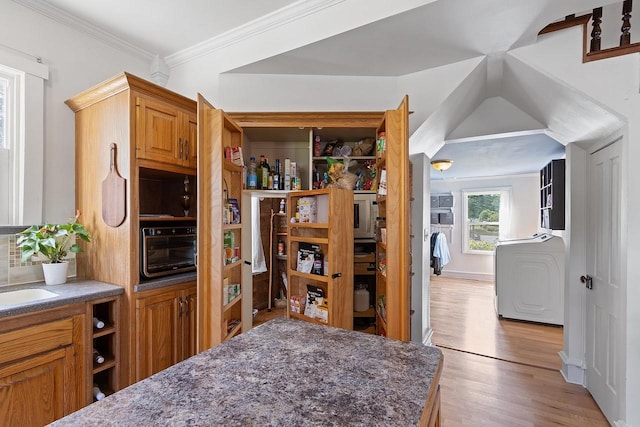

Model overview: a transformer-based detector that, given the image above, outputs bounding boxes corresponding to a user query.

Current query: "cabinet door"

[136,96,181,165]
[179,287,198,361]
[376,95,411,341]
[197,93,244,352]
[136,291,180,381]
[0,348,66,426]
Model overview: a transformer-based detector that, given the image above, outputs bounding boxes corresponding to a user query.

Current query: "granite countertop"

[51,318,443,427]
[0,279,123,318]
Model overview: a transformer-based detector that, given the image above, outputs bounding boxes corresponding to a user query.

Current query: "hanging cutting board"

[102,143,126,227]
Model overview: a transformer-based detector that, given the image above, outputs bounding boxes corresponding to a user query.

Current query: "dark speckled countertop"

[0,278,123,318]
[50,317,443,427]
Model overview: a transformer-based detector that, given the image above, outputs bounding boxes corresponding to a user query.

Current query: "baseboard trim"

[422,327,434,346]
[434,270,495,282]
[559,350,586,385]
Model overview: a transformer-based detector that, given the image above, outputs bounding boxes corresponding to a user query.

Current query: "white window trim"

[0,48,48,226]
[462,187,512,255]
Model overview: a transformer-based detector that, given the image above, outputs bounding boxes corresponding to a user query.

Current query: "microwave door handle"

[354,203,360,230]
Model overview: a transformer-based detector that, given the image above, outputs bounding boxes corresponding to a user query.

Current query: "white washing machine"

[494,233,564,325]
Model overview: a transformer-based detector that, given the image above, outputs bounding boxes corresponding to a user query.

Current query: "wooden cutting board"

[101,143,126,227]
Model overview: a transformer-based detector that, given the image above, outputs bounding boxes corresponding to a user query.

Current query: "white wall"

[513,27,640,425]
[430,173,539,280]
[2,0,150,224]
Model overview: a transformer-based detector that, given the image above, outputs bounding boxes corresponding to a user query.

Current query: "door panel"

[137,97,180,164]
[136,291,180,381]
[586,140,622,423]
[0,349,66,426]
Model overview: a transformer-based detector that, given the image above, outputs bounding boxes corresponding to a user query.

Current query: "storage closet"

[229,106,411,340]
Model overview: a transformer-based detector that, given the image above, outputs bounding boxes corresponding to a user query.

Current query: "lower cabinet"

[135,281,197,382]
[0,306,86,427]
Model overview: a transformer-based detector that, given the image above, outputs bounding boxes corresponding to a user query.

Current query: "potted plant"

[16,211,92,285]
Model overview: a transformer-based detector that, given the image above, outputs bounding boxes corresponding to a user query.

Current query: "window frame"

[0,50,48,226]
[462,187,511,255]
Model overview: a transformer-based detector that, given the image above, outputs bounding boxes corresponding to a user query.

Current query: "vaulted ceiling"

[14,0,625,179]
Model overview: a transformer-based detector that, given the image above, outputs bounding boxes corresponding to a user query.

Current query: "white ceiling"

[14,0,623,179]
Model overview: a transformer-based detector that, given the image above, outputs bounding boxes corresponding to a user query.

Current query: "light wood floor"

[252,278,608,425]
[431,276,608,426]
[430,276,563,370]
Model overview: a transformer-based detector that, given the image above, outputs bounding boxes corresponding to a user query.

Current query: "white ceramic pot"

[42,261,69,285]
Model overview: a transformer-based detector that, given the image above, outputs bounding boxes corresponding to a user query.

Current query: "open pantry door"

[376,95,411,341]
[197,94,246,352]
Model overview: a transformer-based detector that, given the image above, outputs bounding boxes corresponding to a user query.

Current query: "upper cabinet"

[136,96,197,171]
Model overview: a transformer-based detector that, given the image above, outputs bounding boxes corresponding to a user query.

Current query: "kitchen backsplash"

[0,228,77,288]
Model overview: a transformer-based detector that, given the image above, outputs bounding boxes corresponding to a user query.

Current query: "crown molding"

[165,0,346,69]
[13,0,155,61]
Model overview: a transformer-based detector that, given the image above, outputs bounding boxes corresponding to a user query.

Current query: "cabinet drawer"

[0,318,74,366]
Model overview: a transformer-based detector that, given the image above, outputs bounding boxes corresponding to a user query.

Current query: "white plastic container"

[354,284,370,312]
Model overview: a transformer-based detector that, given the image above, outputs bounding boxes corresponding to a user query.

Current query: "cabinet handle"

[178,297,183,317]
[184,140,189,160]
[178,138,184,159]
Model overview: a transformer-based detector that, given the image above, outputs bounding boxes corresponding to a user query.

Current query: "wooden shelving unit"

[540,159,565,230]
[375,97,411,340]
[286,189,354,329]
[88,296,120,402]
[198,94,245,351]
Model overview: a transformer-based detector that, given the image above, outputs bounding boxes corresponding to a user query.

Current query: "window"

[462,188,511,254]
[0,76,6,148]
[0,50,48,226]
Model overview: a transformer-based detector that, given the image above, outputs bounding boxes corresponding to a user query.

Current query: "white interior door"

[586,139,623,423]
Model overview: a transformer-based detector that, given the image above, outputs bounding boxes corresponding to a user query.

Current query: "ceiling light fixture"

[431,159,453,171]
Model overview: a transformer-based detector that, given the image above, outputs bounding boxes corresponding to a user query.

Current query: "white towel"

[251,197,267,274]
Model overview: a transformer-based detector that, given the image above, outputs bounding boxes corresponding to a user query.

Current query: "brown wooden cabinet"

[229,108,411,340]
[136,96,197,170]
[197,95,245,351]
[67,72,199,387]
[0,305,86,426]
[134,281,197,382]
[375,97,411,341]
[286,188,354,329]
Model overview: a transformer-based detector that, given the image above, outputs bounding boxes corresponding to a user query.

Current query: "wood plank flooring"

[430,276,563,370]
[431,276,608,426]
[251,277,608,425]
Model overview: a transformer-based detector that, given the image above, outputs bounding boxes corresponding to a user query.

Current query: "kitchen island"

[51,318,443,426]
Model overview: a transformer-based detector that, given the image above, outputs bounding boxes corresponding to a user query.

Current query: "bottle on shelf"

[257,155,266,189]
[279,198,286,214]
[93,384,106,401]
[278,240,285,256]
[314,135,321,157]
[268,166,275,190]
[275,159,282,190]
[261,157,271,190]
[93,348,105,364]
[247,157,258,189]
[92,316,105,329]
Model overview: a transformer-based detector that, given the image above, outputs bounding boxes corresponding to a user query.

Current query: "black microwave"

[140,226,197,279]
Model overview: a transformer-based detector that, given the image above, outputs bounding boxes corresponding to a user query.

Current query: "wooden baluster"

[621,0,633,46]
[591,7,603,52]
